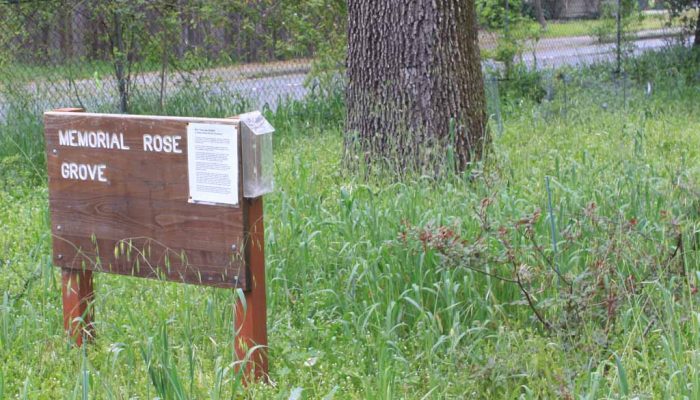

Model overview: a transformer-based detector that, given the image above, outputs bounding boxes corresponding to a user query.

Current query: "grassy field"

[539,13,671,39]
[1,48,699,398]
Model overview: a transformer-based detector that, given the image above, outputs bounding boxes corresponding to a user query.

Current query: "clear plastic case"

[240,111,274,198]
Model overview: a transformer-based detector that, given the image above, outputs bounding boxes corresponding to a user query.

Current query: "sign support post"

[235,197,269,382]
[62,268,95,346]
[51,107,96,347]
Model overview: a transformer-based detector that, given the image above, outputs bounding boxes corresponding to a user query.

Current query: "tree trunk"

[60,4,73,63]
[533,0,547,28]
[346,0,487,174]
[694,7,699,48]
[113,11,128,113]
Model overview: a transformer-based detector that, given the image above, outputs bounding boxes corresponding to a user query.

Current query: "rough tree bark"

[346,0,487,174]
[533,0,547,28]
[695,8,699,48]
[113,11,128,113]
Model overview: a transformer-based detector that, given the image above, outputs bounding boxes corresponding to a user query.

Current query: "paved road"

[0,31,685,120]
[523,35,681,68]
[210,72,308,110]
[237,34,683,107]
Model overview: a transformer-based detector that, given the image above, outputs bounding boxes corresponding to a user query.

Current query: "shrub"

[477,0,526,29]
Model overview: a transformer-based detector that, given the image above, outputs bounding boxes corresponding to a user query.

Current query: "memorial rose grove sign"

[44,108,272,381]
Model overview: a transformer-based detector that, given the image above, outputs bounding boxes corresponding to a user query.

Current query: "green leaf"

[614,353,629,396]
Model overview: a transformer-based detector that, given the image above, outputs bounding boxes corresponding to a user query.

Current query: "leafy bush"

[0,156,34,196]
[590,0,643,43]
[665,1,700,44]
[501,64,547,102]
[625,45,700,83]
[477,0,526,29]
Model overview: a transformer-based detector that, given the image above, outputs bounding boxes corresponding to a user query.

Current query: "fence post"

[616,0,622,74]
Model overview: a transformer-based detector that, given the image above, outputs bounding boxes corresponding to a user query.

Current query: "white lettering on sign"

[58,129,130,150]
[143,134,182,153]
[60,162,107,182]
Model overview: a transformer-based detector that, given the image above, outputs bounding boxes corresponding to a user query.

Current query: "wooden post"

[51,107,95,347]
[235,197,269,383]
[62,268,95,346]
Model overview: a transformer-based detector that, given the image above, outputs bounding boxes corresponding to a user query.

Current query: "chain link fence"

[0,1,340,119]
[0,0,693,121]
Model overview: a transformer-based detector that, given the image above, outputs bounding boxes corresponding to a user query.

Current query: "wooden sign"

[45,108,270,382]
[45,110,247,288]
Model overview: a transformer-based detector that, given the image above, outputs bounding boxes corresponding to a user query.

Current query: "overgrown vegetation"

[1,47,699,398]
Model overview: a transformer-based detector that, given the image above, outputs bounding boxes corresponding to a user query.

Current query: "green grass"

[539,14,671,39]
[1,48,699,398]
[0,60,116,84]
[480,13,676,42]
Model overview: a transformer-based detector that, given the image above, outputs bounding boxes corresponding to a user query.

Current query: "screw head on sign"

[52,149,58,155]
[231,244,237,252]
[57,254,64,260]
[57,225,62,231]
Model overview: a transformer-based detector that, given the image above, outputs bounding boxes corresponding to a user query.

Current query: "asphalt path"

[522,36,680,68]
[0,32,685,120]
[214,34,683,108]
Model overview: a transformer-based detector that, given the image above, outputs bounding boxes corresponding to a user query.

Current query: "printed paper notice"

[187,123,239,206]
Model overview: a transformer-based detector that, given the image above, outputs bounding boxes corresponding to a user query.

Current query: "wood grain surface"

[45,111,249,289]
